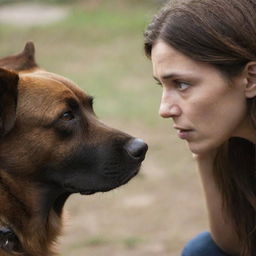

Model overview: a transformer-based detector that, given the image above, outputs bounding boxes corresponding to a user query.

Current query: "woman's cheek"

[186,127,226,154]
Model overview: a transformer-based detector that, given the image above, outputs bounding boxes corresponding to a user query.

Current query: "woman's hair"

[144,0,256,255]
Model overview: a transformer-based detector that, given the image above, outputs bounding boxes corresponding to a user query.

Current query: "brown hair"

[144,0,256,255]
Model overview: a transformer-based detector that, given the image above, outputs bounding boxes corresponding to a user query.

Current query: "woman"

[144,0,256,255]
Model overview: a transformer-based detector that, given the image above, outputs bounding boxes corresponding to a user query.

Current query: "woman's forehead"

[151,40,212,79]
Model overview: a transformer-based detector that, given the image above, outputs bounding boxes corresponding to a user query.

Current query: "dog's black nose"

[124,138,148,161]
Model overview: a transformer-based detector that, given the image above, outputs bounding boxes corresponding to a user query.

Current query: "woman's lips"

[177,129,194,139]
[174,126,194,140]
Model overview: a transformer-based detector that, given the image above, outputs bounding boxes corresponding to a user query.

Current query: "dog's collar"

[0,227,21,253]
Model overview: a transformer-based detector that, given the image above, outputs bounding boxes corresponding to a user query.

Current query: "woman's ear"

[244,61,256,98]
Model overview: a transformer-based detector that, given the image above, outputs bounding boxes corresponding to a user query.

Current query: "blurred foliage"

[0,3,202,256]
[0,0,77,4]
[0,0,163,125]
[0,0,167,6]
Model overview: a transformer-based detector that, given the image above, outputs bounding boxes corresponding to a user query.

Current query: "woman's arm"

[195,153,241,255]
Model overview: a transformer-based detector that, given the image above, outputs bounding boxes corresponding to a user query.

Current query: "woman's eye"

[175,81,191,91]
[155,81,162,87]
[61,111,75,121]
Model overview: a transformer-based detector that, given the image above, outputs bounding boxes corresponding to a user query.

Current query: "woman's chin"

[187,140,218,155]
[188,145,204,155]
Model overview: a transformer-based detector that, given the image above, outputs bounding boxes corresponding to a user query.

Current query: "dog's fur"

[0,42,147,256]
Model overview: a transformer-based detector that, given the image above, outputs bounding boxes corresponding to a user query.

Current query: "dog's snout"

[124,138,148,161]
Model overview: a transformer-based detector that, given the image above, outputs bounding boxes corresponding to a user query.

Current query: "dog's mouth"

[79,191,96,195]
[79,188,109,195]
[51,164,142,216]
[67,167,140,196]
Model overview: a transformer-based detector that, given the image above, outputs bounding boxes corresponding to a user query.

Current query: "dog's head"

[0,42,147,199]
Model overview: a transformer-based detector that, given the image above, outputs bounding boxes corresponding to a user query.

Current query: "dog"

[0,42,148,256]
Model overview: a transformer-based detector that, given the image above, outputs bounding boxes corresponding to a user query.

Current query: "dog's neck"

[0,171,70,256]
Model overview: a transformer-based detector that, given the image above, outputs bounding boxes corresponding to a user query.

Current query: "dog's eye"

[61,111,75,121]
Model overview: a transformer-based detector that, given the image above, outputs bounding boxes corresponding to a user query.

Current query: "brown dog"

[0,42,148,256]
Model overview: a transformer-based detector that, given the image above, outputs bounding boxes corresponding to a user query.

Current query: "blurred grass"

[0,2,208,255]
[0,0,162,125]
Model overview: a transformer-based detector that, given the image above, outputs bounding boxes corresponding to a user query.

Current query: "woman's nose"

[159,103,181,118]
[159,92,182,118]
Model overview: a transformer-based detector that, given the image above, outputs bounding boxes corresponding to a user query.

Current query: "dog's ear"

[0,41,38,72]
[0,68,19,136]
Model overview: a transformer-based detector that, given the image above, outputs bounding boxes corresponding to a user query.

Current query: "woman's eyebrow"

[153,73,178,82]
[154,72,198,82]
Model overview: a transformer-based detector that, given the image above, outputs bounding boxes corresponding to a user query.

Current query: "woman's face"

[151,40,250,154]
